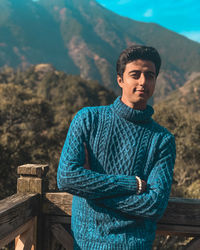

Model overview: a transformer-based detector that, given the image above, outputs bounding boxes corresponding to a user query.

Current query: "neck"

[111,97,154,123]
[121,96,146,110]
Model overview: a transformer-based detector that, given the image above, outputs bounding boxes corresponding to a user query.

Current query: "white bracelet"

[136,176,142,194]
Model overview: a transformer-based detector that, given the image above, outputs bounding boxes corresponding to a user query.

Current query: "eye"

[130,72,140,79]
[146,72,155,80]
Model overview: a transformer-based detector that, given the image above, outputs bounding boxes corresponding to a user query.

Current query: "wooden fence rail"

[0,164,200,249]
[0,194,39,249]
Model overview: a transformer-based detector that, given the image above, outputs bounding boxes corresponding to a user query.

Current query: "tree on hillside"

[0,66,116,197]
[153,101,200,199]
[0,83,54,199]
[152,93,200,250]
[0,65,199,249]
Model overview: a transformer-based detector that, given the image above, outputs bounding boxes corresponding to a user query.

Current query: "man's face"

[117,59,156,110]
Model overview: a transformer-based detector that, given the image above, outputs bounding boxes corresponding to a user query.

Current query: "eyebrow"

[128,70,156,75]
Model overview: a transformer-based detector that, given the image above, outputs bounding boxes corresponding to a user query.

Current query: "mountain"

[0,0,200,101]
[154,73,200,114]
[153,75,200,198]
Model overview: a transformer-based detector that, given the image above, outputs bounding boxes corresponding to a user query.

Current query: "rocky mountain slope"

[0,0,199,101]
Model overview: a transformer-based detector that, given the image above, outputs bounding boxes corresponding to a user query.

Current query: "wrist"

[136,176,142,194]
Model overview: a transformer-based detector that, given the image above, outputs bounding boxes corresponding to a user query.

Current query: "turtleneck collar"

[111,96,154,123]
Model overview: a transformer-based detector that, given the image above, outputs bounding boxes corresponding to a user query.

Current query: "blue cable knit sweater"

[57,97,176,250]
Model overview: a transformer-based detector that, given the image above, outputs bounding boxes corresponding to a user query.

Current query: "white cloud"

[143,9,153,18]
[181,31,200,43]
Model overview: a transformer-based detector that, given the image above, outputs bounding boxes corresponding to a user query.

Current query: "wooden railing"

[0,164,200,250]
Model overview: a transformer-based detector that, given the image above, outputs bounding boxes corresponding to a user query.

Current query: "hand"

[84,143,90,170]
[136,176,147,194]
[141,179,147,193]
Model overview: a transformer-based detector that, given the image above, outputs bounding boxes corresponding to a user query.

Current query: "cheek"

[149,84,156,95]
[125,80,137,89]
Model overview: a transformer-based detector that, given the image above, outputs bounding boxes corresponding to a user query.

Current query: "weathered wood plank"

[160,197,200,226]
[43,193,200,227]
[184,237,200,250]
[43,193,200,237]
[0,218,36,249]
[17,165,49,194]
[47,215,71,225]
[43,192,73,216]
[1,191,199,250]
[51,224,73,250]
[42,214,71,250]
[15,217,36,250]
[42,214,51,250]
[157,223,200,236]
[18,164,49,178]
[0,194,40,241]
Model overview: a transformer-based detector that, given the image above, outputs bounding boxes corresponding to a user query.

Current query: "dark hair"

[116,45,161,78]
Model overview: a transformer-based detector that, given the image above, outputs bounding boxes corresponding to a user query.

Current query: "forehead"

[124,59,156,73]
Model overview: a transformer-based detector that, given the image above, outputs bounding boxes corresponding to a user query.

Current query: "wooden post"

[16,164,49,250]
[17,164,49,194]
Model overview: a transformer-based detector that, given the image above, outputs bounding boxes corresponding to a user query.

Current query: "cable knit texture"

[57,96,176,250]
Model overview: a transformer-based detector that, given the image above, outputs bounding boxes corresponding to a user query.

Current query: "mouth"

[135,89,146,94]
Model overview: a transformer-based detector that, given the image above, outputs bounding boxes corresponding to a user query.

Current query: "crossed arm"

[57,109,176,220]
[94,144,175,220]
[57,110,142,199]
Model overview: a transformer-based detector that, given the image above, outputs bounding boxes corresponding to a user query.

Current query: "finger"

[83,143,90,169]
[142,180,146,192]
[84,143,88,163]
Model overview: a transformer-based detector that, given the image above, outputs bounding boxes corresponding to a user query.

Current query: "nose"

[138,73,146,86]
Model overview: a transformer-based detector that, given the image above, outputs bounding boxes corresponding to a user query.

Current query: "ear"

[117,75,123,88]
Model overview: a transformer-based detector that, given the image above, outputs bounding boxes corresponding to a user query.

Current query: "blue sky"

[96,0,200,43]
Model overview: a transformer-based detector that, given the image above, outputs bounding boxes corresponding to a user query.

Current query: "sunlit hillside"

[154,75,200,198]
[0,65,116,199]
[0,0,199,102]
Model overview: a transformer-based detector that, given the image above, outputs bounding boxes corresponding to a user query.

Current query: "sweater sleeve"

[94,134,176,221]
[57,108,138,198]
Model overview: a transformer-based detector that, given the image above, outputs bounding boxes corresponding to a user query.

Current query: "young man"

[57,45,176,249]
